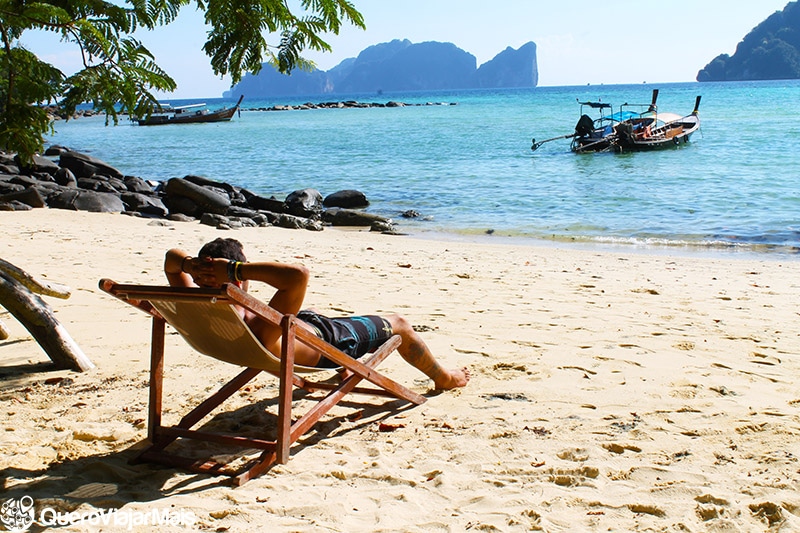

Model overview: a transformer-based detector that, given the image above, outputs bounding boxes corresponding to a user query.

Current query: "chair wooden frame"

[99,279,426,485]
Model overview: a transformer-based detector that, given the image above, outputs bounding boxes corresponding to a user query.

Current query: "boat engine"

[574,114,594,137]
[614,122,635,144]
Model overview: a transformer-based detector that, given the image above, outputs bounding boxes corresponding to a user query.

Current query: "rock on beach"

[0,148,405,233]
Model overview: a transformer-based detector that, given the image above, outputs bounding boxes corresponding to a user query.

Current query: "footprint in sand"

[750,352,781,365]
[627,504,665,517]
[546,465,600,487]
[750,502,784,526]
[492,362,531,375]
[557,447,590,462]
[602,442,642,454]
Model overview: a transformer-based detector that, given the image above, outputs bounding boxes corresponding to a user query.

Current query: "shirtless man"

[164,238,469,390]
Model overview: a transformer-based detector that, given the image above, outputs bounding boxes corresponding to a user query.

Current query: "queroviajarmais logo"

[0,496,35,532]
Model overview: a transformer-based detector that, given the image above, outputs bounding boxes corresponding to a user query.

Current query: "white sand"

[1,209,799,532]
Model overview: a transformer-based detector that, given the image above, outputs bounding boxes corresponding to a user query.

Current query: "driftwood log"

[0,258,94,371]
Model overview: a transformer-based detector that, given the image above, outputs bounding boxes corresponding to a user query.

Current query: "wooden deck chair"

[99,279,426,485]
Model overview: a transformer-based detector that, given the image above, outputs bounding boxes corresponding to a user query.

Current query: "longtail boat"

[137,95,244,126]
[531,90,701,153]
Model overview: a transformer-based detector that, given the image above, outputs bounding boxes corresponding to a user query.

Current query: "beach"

[1,208,799,532]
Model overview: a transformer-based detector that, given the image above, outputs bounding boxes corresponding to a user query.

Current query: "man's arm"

[170,251,309,317]
[239,261,309,316]
[164,248,196,287]
[190,257,311,352]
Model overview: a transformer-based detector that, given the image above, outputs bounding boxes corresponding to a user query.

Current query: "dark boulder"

[48,190,125,212]
[163,195,201,218]
[121,192,169,217]
[59,151,124,179]
[200,213,261,229]
[77,176,126,193]
[0,200,33,211]
[285,188,323,218]
[164,177,231,215]
[54,167,78,188]
[15,154,60,176]
[9,175,40,187]
[245,192,285,213]
[323,189,369,209]
[183,175,243,204]
[167,213,195,223]
[183,175,238,195]
[263,212,324,231]
[0,180,24,195]
[30,182,70,203]
[0,153,16,166]
[44,145,70,156]
[0,187,46,208]
[322,207,392,227]
[226,205,270,225]
[371,220,402,234]
[123,176,154,194]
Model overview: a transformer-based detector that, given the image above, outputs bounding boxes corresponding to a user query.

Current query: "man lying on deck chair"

[164,238,469,390]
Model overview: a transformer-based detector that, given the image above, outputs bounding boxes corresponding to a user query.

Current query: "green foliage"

[199,0,364,83]
[0,0,364,162]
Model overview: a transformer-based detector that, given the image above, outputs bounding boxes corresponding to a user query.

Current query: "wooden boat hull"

[137,96,243,126]
[570,95,701,153]
[613,114,700,152]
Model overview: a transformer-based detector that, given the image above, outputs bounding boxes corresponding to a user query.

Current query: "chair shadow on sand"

[3,385,416,520]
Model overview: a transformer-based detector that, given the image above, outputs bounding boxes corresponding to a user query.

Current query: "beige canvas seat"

[99,279,426,485]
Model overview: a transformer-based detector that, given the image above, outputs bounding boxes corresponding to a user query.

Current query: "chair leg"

[148,316,165,442]
[130,316,165,465]
[276,315,296,464]
[134,315,265,464]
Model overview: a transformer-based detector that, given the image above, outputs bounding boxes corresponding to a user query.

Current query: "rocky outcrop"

[697,2,800,81]
[323,189,369,209]
[0,149,404,233]
[473,42,538,88]
[227,40,538,98]
[335,41,477,93]
[59,150,124,180]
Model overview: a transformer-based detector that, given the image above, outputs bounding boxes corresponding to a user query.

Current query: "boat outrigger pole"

[531,132,577,151]
[531,112,595,151]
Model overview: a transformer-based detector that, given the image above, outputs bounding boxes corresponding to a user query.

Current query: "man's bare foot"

[434,367,470,390]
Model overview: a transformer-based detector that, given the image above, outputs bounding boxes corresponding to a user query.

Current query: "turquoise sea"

[45,80,800,255]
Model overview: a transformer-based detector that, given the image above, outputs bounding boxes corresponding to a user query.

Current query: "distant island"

[224,39,538,98]
[697,1,800,81]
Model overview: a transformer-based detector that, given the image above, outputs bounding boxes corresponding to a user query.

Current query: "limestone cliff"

[697,2,800,81]
[226,40,538,98]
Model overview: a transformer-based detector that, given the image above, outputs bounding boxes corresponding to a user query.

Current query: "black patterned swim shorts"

[297,310,394,368]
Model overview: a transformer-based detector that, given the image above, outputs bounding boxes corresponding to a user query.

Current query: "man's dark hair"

[198,238,247,262]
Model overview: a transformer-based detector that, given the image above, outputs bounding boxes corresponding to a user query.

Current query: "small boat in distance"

[531,90,701,153]
[137,95,244,126]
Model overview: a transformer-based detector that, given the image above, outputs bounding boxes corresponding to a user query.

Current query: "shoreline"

[2,208,799,531]
[390,225,800,262]
[42,81,800,254]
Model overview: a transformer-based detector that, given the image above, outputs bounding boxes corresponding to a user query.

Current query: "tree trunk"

[0,271,94,372]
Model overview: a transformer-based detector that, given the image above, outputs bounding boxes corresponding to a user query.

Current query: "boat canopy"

[604,111,640,122]
[579,101,611,109]
[654,112,683,123]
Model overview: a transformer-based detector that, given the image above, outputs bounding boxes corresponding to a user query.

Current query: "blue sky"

[23,1,792,98]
